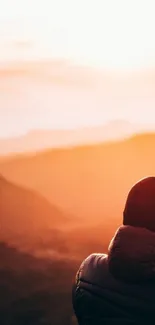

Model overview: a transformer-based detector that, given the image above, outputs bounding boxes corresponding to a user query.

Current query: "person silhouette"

[72,177,155,325]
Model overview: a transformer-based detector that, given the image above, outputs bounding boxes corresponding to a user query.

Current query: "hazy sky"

[1,0,155,69]
[1,0,155,137]
[1,68,155,137]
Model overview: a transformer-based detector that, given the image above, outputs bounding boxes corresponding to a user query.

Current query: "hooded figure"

[72,177,155,325]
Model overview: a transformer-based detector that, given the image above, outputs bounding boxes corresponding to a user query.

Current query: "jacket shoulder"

[75,253,107,286]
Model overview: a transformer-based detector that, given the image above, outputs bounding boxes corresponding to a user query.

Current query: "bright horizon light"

[0,0,155,69]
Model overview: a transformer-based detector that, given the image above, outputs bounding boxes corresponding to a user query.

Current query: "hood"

[108,225,155,283]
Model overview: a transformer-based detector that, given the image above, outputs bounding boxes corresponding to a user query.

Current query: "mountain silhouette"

[1,132,155,230]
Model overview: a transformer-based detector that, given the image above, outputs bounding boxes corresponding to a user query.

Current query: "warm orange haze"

[1,0,155,324]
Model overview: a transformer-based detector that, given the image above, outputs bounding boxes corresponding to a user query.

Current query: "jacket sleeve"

[72,253,108,323]
[72,254,100,323]
[72,258,85,323]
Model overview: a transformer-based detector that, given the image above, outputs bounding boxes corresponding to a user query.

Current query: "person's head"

[123,176,155,232]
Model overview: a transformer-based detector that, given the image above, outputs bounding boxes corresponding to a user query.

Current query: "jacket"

[72,225,155,325]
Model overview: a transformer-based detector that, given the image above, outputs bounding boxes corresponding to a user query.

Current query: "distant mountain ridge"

[0,120,149,156]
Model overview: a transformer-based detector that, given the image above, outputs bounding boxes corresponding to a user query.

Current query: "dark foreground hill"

[0,242,79,325]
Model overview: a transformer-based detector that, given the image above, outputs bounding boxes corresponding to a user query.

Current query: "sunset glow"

[0,0,155,69]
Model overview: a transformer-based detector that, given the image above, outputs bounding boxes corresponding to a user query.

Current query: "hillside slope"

[0,175,70,243]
